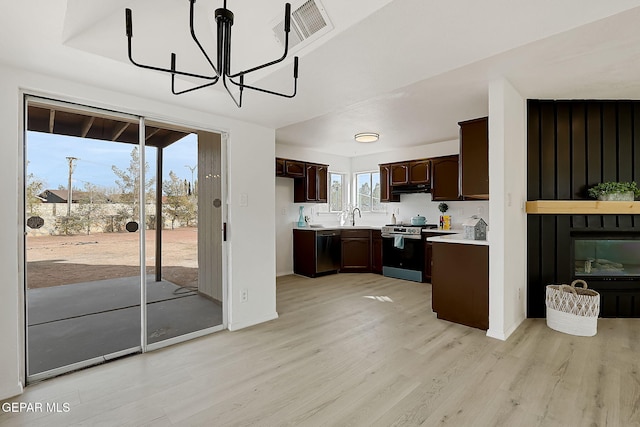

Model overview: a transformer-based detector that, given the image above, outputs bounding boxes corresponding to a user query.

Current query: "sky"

[26,131,197,191]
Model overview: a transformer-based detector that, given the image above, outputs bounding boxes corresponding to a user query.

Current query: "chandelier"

[125,0,299,107]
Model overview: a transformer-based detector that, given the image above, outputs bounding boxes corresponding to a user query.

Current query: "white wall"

[487,78,527,340]
[227,125,278,330]
[0,66,23,401]
[274,140,490,275]
[0,63,277,400]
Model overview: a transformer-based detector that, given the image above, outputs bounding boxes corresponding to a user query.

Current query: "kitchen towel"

[394,235,404,249]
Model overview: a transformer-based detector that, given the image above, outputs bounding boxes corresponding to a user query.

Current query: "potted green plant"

[587,181,640,201]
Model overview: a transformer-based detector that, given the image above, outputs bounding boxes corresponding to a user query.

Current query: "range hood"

[391,184,430,195]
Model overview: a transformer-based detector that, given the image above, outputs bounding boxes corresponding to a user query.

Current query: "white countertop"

[296,225,460,233]
[426,233,490,246]
[295,225,382,231]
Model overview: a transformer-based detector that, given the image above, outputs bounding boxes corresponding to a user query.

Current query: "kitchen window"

[329,172,346,212]
[355,171,382,212]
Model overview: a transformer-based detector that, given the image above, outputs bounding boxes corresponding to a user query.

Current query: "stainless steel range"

[381,224,437,282]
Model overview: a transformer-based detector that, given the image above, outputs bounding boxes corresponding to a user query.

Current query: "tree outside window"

[355,172,381,212]
[329,172,344,212]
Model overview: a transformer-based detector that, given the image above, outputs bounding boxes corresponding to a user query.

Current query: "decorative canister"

[442,215,451,230]
[297,206,306,227]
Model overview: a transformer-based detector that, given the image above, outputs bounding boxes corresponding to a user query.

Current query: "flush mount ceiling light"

[125,0,299,108]
[354,132,379,143]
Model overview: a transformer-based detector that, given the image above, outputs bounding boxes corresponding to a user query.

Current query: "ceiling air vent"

[272,0,333,51]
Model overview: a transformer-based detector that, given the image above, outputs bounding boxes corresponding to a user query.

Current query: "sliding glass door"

[24,98,225,381]
[25,100,143,379]
[144,126,224,348]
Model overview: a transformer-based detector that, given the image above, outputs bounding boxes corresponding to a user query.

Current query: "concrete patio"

[27,276,222,375]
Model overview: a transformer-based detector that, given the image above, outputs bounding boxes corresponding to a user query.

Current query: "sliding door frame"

[20,92,228,383]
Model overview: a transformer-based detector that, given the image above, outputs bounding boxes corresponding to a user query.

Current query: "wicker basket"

[545,279,600,336]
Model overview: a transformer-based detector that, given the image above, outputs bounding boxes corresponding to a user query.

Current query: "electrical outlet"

[518,288,522,300]
[240,289,248,303]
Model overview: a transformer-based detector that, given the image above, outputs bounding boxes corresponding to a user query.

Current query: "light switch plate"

[239,193,248,207]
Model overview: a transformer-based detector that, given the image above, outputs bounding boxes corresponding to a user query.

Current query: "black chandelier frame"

[125,0,299,107]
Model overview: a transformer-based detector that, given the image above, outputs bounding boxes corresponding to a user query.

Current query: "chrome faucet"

[351,207,361,226]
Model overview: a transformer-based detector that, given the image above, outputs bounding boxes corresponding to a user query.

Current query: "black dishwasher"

[316,230,341,273]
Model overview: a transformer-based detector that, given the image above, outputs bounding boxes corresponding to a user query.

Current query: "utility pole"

[185,164,197,195]
[66,157,78,217]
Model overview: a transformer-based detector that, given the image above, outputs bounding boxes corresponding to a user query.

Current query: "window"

[355,171,381,212]
[329,172,345,212]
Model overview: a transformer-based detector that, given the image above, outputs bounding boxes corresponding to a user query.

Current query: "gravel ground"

[26,228,198,289]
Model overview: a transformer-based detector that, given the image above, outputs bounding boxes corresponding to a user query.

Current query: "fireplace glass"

[574,237,640,278]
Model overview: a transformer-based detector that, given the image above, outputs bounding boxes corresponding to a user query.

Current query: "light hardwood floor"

[2,273,639,426]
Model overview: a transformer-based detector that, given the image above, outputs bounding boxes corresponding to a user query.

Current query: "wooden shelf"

[526,200,640,214]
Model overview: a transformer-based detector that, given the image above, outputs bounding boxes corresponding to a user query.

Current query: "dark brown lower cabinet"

[341,229,371,272]
[422,232,451,283]
[431,242,489,330]
[423,241,433,283]
[371,230,382,274]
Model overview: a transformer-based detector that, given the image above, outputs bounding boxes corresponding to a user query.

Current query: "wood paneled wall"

[198,131,223,303]
[527,100,640,318]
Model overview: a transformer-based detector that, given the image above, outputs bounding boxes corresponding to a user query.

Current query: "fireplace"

[573,233,640,280]
[570,231,640,317]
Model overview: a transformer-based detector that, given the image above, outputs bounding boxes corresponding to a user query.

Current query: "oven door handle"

[381,234,421,240]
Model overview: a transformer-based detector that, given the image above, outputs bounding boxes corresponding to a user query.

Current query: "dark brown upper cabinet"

[294,162,328,203]
[380,163,400,203]
[276,157,306,178]
[390,162,410,186]
[390,160,431,186]
[409,159,431,185]
[316,164,328,202]
[278,157,328,203]
[276,158,285,176]
[430,155,460,201]
[459,117,489,199]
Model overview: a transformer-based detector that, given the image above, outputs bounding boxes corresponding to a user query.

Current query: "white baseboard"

[276,271,294,277]
[487,318,523,341]
[228,312,279,331]
[0,381,24,401]
[486,328,507,341]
